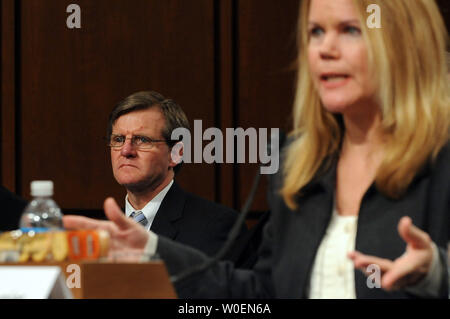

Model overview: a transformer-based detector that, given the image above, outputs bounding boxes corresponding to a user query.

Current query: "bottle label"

[19,228,50,233]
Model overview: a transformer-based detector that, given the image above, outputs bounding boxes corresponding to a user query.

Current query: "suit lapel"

[287,158,336,297]
[150,182,185,239]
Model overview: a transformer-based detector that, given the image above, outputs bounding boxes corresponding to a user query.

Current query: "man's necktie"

[129,211,148,227]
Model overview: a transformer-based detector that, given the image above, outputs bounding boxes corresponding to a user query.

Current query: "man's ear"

[169,141,184,167]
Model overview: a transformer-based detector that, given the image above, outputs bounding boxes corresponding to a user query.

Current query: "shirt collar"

[125,180,174,229]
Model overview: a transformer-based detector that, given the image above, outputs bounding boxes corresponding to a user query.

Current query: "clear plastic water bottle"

[19,181,64,230]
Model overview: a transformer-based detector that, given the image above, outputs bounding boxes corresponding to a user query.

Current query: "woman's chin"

[321,102,350,114]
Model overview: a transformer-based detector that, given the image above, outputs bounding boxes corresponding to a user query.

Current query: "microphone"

[170,130,286,284]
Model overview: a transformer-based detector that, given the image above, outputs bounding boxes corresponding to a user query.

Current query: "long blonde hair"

[282,0,450,210]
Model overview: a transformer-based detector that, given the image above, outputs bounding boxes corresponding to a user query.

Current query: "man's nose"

[120,139,137,157]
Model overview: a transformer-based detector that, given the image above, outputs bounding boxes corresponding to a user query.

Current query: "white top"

[307,205,443,298]
[125,180,174,231]
[308,206,358,299]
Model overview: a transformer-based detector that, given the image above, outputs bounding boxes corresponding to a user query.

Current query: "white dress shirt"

[125,180,174,231]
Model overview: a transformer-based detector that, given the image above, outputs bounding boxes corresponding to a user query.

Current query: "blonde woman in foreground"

[65,0,449,298]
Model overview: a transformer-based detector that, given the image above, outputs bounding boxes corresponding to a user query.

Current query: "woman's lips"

[320,74,351,89]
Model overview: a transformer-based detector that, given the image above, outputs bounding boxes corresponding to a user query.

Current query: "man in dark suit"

[151,181,241,257]
[107,91,249,262]
[0,186,28,231]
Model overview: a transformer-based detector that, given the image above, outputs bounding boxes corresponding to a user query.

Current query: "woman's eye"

[309,27,324,37]
[344,26,361,35]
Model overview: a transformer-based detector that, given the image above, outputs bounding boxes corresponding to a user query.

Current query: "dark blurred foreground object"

[0,186,28,231]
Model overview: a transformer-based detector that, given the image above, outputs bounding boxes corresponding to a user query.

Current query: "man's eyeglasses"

[108,134,167,150]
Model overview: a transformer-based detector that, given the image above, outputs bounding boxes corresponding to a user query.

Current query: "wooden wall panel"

[0,0,303,214]
[236,0,299,212]
[437,0,450,32]
[3,0,446,216]
[1,0,17,193]
[216,0,235,209]
[18,0,216,209]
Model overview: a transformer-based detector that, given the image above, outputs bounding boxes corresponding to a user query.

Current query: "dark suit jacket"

[156,142,450,299]
[150,182,249,265]
[0,186,28,231]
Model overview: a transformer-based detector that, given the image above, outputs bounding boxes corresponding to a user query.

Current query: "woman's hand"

[63,197,150,262]
[348,216,434,291]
